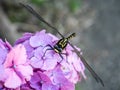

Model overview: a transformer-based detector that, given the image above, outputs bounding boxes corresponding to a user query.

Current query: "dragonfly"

[42,33,76,60]
[19,3,104,86]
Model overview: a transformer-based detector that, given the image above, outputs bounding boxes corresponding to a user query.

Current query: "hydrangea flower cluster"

[0,30,86,90]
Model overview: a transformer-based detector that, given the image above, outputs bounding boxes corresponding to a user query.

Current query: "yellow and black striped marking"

[53,33,76,53]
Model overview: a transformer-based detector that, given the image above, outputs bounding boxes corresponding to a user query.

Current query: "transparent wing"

[68,42,104,86]
[19,3,64,38]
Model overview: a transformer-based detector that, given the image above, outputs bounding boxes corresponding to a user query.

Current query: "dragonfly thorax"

[54,38,68,52]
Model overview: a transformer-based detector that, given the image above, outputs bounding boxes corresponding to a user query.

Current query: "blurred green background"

[0,0,120,90]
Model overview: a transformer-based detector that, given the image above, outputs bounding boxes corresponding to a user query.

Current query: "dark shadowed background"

[0,0,119,90]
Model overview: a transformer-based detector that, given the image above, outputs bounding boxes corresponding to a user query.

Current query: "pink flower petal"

[60,82,75,90]
[67,52,86,79]
[4,44,27,67]
[4,69,22,88]
[4,47,14,68]
[13,44,27,65]
[17,65,33,81]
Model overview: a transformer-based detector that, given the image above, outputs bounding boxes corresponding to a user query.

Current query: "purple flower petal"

[30,71,52,90]
[0,48,7,64]
[30,30,52,47]
[34,47,44,59]
[30,57,43,68]
[23,40,34,59]
[15,33,32,45]
[45,67,75,90]
[0,65,6,81]
[41,58,57,70]
[42,82,59,90]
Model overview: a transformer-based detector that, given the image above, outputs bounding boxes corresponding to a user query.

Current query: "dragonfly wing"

[68,42,104,86]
